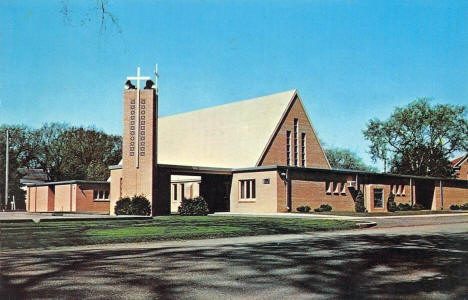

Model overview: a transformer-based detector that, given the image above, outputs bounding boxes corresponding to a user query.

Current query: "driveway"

[1,216,467,299]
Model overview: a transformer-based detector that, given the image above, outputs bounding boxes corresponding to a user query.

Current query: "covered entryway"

[156,165,233,215]
[414,179,434,209]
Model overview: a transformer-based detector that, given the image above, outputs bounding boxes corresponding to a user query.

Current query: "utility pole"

[5,129,9,210]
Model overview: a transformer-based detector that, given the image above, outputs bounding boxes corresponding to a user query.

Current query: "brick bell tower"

[121,66,167,215]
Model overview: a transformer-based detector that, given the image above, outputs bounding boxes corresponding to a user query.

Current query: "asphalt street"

[1,215,467,299]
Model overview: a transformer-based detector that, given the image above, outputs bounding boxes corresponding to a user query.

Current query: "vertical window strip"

[286,131,291,165]
[239,180,256,200]
[301,133,306,167]
[294,119,299,166]
[240,181,245,199]
[251,180,256,199]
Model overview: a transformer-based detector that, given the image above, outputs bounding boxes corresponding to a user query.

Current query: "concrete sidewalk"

[0,211,151,222]
[212,211,468,220]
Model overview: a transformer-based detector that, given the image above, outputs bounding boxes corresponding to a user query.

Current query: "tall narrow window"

[301,133,306,167]
[173,184,178,200]
[181,183,185,201]
[294,118,299,166]
[251,180,256,199]
[326,182,332,194]
[119,178,122,198]
[341,183,347,194]
[286,131,291,165]
[240,181,245,199]
[239,179,256,200]
[334,182,340,194]
[374,188,384,208]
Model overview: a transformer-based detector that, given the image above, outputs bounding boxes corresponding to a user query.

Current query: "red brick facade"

[259,95,330,169]
[121,89,159,214]
[26,182,109,214]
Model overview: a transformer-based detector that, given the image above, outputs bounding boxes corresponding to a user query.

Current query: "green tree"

[363,99,468,177]
[0,125,40,209]
[0,123,122,209]
[325,148,377,172]
[59,126,122,181]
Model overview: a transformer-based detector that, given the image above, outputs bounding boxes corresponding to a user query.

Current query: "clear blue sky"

[1,0,467,169]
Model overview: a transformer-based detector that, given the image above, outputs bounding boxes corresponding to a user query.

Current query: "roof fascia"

[294,91,331,169]
[453,154,468,168]
[255,90,298,166]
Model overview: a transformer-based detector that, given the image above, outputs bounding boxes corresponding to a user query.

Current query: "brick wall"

[433,182,468,210]
[121,89,158,214]
[259,95,330,168]
[75,184,110,213]
[28,186,54,212]
[455,160,468,180]
[109,168,123,215]
[291,180,355,212]
[54,185,73,212]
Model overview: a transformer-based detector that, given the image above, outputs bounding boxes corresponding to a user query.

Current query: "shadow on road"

[1,232,467,299]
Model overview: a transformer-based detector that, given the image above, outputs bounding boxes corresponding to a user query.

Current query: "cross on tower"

[154,64,159,94]
[127,66,151,91]
[127,67,151,168]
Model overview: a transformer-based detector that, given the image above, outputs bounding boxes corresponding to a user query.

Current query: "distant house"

[19,168,49,186]
[451,154,468,180]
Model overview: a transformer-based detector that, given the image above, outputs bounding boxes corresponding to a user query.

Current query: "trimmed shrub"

[397,203,411,211]
[115,195,151,216]
[178,196,210,216]
[387,193,397,212]
[115,197,132,215]
[411,203,425,211]
[460,203,468,210]
[297,205,311,213]
[355,191,366,213]
[450,204,460,210]
[314,204,333,212]
[131,195,151,216]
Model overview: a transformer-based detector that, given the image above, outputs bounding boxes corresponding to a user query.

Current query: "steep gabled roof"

[157,90,297,168]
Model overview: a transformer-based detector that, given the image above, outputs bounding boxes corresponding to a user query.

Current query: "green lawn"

[304,210,467,217]
[0,216,358,250]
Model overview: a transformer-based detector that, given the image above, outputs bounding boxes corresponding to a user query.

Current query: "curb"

[355,222,377,228]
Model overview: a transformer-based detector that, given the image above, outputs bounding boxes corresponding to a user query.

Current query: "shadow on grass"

[1,232,467,299]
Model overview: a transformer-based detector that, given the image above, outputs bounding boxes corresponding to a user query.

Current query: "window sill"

[94,199,110,202]
[239,199,256,203]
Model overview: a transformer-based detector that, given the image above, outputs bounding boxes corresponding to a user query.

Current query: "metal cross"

[154,64,159,94]
[127,66,151,91]
[127,67,151,168]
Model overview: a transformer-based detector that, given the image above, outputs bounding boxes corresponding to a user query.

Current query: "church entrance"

[159,165,233,215]
[199,174,232,213]
[415,180,434,209]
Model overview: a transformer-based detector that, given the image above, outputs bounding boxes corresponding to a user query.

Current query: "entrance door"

[415,180,434,209]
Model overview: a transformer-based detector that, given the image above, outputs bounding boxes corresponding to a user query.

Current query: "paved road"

[1,216,467,299]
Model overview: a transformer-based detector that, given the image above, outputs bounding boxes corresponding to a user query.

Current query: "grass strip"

[0,216,357,250]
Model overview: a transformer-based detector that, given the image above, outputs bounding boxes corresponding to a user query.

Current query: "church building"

[26,68,468,215]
